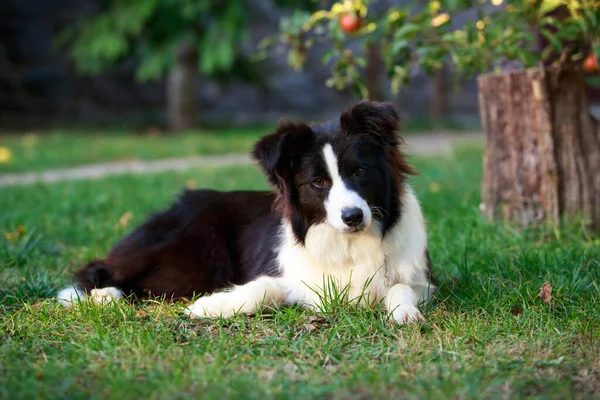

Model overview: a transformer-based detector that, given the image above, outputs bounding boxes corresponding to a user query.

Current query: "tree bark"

[478,66,600,231]
[429,66,446,122]
[365,42,382,101]
[167,42,198,132]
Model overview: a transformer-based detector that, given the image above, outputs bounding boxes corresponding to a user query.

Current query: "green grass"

[0,128,269,174]
[1,147,598,399]
[0,119,480,174]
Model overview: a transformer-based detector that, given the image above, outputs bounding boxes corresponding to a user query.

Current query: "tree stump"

[478,66,600,231]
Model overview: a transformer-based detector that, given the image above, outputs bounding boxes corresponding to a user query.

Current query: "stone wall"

[0,0,481,129]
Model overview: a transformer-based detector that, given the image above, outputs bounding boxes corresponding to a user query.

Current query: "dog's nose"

[341,207,364,227]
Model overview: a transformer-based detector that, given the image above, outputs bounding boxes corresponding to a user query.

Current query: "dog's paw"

[184,300,212,318]
[90,287,122,305]
[57,286,86,308]
[185,294,230,319]
[392,305,424,326]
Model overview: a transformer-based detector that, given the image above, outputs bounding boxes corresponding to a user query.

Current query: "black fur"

[76,190,281,298]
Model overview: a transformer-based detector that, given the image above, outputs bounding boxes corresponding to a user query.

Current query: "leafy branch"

[265,0,600,97]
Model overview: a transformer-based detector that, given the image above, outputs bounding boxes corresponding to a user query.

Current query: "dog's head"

[252,101,413,243]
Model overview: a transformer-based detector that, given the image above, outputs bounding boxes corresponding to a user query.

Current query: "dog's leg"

[385,283,424,325]
[185,276,286,318]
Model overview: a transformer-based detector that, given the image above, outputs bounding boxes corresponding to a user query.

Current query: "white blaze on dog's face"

[322,143,372,232]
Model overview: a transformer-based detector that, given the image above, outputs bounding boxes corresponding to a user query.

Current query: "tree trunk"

[167,42,198,132]
[478,66,600,231]
[429,66,446,122]
[365,42,382,101]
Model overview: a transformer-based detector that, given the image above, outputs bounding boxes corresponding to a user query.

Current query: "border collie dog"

[57,101,436,325]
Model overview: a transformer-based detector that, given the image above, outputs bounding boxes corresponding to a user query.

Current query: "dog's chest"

[276,223,390,307]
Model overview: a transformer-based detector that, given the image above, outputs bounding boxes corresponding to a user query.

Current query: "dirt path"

[0,132,481,187]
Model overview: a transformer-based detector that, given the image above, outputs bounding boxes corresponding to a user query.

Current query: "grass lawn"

[0,119,479,174]
[0,128,270,174]
[1,147,599,399]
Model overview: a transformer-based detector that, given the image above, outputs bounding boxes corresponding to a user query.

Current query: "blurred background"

[0,0,486,131]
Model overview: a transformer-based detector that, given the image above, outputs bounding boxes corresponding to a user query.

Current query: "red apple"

[583,53,598,72]
[339,13,362,33]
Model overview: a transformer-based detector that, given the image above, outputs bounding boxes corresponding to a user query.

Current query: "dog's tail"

[57,260,123,307]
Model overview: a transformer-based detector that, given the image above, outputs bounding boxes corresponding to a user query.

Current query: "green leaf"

[393,23,421,41]
[415,45,439,57]
[586,75,600,88]
[390,65,408,95]
[288,49,305,71]
[538,0,563,17]
[136,52,168,82]
[540,16,559,28]
[540,28,563,53]
[257,36,277,50]
[322,49,337,64]
[352,81,369,99]
[390,39,410,54]
[582,8,597,29]
[57,0,250,79]
[441,0,458,11]
[593,43,600,62]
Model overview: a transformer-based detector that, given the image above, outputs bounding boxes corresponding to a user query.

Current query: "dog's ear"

[252,120,313,190]
[341,100,415,181]
[340,101,401,146]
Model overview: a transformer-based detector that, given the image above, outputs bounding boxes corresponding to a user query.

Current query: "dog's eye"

[312,177,327,188]
[354,167,365,177]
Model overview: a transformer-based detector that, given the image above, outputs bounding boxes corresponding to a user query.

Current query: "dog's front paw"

[392,305,424,325]
[185,295,229,319]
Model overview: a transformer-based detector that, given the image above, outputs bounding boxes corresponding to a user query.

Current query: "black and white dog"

[57,101,436,325]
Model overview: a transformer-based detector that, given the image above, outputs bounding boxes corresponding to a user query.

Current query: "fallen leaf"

[4,225,27,242]
[428,182,441,193]
[304,324,317,333]
[538,282,553,303]
[186,179,197,189]
[0,147,12,163]
[116,212,134,229]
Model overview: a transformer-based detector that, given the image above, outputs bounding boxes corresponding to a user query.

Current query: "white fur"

[184,276,285,318]
[322,144,372,232]
[386,284,424,324]
[56,285,122,308]
[57,285,86,308]
[187,184,435,325]
[90,287,123,305]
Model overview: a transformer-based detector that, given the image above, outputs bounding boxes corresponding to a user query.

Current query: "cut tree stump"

[478,66,600,231]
